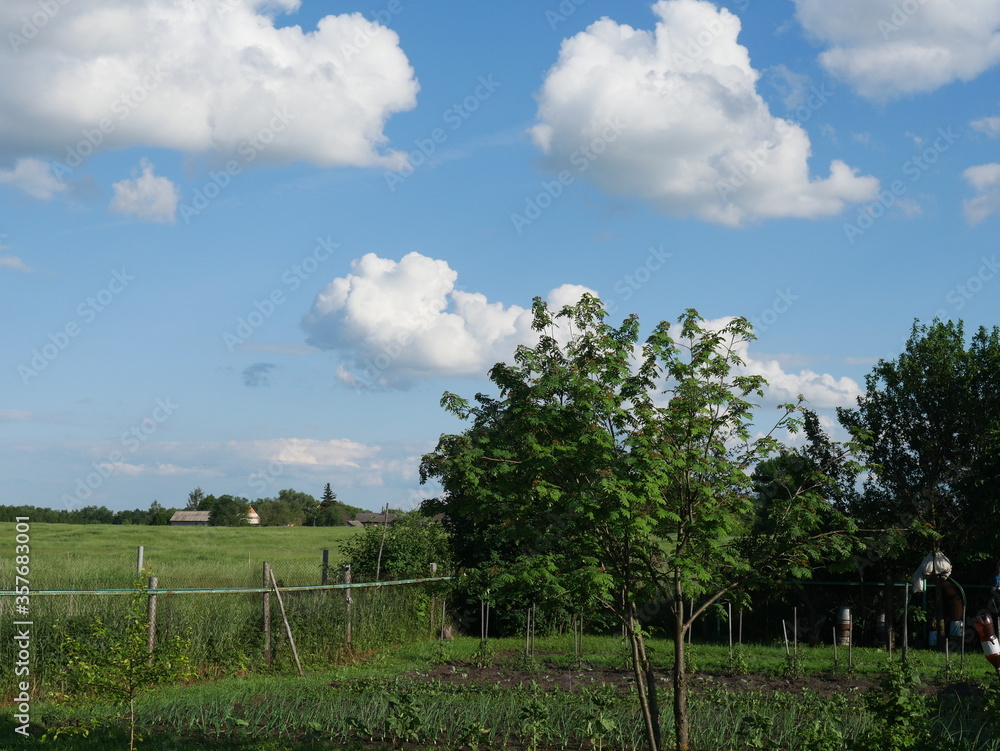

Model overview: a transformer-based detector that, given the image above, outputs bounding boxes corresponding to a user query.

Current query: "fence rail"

[0,575,454,597]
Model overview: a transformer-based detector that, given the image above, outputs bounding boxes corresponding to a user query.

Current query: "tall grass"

[0,522,439,696]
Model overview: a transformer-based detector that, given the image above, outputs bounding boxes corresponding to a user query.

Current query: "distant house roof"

[170,510,211,525]
[354,512,398,526]
[346,520,364,527]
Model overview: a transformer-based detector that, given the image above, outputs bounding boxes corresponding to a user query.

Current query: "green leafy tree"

[202,494,250,526]
[185,486,205,510]
[60,572,193,750]
[838,319,1000,570]
[147,500,172,525]
[421,296,857,751]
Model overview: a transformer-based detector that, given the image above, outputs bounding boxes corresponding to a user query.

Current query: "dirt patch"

[405,654,974,699]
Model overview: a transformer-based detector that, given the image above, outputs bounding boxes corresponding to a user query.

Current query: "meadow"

[0,521,365,589]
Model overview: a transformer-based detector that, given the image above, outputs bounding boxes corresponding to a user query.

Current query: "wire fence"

[0,544,453,695]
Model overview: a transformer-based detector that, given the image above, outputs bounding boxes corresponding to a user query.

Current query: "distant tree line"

[1,483,372,527]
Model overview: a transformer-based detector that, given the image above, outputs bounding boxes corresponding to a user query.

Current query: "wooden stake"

[146,575,158,657]
[903,583,909,664]
[374,504,389,582]
[263,562,272,665]
[728,602,733,662]
[782,619,790,657]
[269,566,304,677]
[137,545,144,575]
[794,607,798,656]
[343,564,352,648]
[322,550,329,585]
[439,596,446,642]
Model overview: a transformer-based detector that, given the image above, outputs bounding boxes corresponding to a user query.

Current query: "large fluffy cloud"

[794,0,1000,100]
[0,0,418,168]
[528,0,877,226]
[301,252,595,388]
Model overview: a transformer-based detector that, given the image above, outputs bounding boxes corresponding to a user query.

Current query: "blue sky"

[1,0,998,514]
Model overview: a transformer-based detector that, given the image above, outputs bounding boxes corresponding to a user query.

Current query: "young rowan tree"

[421,296,858,751]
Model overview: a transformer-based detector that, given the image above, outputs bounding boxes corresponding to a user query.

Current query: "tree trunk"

[629,614,660,751]
[673,591,690,750]
[635,623,662,750]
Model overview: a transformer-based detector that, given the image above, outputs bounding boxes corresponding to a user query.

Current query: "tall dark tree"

[838,319,1000,569]
[320,483,337,508]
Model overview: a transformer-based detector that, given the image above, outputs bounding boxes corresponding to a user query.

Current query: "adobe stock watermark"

[878,0,929,40]
[224,236,338,352]
[60,397,179,510]
[246,439,313,494]
[337,0,408,62]
[384,75,502,191]
[750,288,799,334]
[717,86,831,203]
[670,5,750,67]
[18,268,135,385]
[842,126,960,244]
[605,245,672,314]
[178,107,296,224]
[8,0,73,54]
[50,66,165,178]
[510,116,627,234]
[349,300,443,389]
[545,0,588,30]
[931,255,1000,318]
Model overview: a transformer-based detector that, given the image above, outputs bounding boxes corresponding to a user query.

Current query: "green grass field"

[0,522,364,589]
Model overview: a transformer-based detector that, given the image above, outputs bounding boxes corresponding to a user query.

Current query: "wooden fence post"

[263,562,272,665]
[137,545,144,575]
[147,575,158,656]
[343,564,352,648]
[322,550,330,585]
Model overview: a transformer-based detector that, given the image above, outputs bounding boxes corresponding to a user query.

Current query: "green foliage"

[730,643,750,675]
[59,571,194,750]
[340,513,450,581]
[839,319,1000,569]
[857,661,933,751]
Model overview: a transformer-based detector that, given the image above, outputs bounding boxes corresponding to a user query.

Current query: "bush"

[340,514,450,582]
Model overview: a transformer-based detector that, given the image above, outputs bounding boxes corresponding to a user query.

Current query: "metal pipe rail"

[0,575,454,597]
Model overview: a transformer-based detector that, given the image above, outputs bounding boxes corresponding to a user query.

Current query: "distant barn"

[354,511,397,527]
[169,510,211,526]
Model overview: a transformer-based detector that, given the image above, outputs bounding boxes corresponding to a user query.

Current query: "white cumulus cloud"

[110,159,180,222]
[528,0,878,227]
[0,0,418,169]
[794,0,1000,100]
[0,157,66,199]
[700,317,862,409]
[971,117,1000,138]
[962,163,1000,224]
[302,252,595,388]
